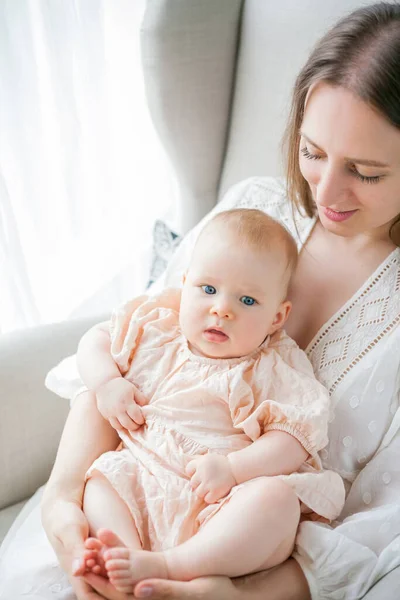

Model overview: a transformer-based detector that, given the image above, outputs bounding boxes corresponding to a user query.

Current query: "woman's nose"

[315,163,348,208]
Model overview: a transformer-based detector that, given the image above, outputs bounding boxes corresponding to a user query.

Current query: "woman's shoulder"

[219,176,289,213]
[219,177,315,246]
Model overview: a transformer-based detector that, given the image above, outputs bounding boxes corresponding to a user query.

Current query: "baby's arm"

[228,430,308,484]
[77,323,145,431]
[77,322,120,390]
[187,431,308,504]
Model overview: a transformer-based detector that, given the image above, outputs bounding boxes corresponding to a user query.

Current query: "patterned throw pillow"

[148,219,182,288]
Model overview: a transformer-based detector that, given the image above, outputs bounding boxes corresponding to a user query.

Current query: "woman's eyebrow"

[299,131,390,168]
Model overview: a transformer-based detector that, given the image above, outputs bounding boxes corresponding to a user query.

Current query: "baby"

[74,209,345,592]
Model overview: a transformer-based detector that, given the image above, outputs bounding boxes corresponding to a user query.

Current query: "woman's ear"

[182,272,187,285]
[269,300,292,335]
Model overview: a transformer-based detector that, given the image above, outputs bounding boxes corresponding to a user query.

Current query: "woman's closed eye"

[202,285,216,295]
[300,146,322,162]
[300,146,384,184]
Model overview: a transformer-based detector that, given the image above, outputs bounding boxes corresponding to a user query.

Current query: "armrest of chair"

[0,315,104,510]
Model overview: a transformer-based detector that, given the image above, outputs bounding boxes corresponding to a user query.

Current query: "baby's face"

[179,230,290,359]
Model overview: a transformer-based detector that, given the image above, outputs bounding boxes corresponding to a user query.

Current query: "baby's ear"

[269,300,292,335]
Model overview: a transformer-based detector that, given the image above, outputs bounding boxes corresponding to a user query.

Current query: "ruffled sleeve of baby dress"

[229,330,331,464]
[227,330,346,521]
[44,288,181,402]
[109,287,180,375]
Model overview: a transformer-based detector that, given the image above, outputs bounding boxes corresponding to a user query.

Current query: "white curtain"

[0,0,176,334]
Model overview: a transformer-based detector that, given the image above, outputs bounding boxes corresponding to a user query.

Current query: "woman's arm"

[43,388,119,499]
[228,430,308,484]
[233,560,310,600]
[41,390,119,594]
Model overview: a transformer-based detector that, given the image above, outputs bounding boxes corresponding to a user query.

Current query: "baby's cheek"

[239,320,264,350]
[179,309,199,346]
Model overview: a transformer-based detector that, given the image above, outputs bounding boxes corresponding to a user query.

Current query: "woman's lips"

[323,207,358,222]
[203,329,229,343]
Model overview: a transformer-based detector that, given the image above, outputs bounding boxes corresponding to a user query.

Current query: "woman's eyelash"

[300,146,383,184]
[351,171,382,184]
[300,146,320,161]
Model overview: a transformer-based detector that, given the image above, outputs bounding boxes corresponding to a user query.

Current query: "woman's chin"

[318,210,359,237]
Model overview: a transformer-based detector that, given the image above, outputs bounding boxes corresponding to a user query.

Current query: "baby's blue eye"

[202,285,216,295]
[240,296,256,306]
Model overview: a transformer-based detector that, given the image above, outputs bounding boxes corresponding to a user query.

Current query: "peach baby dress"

[86,287,345,551]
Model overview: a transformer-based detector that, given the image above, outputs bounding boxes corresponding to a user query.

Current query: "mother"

[41,3,400,600]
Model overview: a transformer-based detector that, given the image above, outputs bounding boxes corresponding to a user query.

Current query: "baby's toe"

[105,558,130,572]
[110,567,130,577]
[109,571,133,592]
[97,528,126,548]
[113,582,134,594]
[104,547,130,562]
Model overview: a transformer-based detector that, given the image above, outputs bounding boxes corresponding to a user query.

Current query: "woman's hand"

[72,577,108,600]
[40,388,121,599]
[41,491,104,599]
[85,559,310,600]
[84,573,239,600]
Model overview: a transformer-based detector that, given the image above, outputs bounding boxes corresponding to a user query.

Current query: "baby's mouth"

[203,328,229,343]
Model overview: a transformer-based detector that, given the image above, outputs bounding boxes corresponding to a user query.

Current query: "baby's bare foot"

[98,530,168,593]
[83,537,108,577]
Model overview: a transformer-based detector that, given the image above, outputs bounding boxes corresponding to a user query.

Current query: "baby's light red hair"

[200,208,298,289]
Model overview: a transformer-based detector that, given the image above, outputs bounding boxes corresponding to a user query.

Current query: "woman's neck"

[312,220,396,258]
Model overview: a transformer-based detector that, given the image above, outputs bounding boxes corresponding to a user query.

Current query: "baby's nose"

[210,299,234,319]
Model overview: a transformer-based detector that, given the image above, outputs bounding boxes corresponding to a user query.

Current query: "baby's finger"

[127,403,144,425]
[133,387,148,407]
[112,417,132,435]
[109,417,123,431]
[204,490,220,504]
[117,411,140,431]
[194,483,208,499]
[185,460,197,477]
[190,475,201,491]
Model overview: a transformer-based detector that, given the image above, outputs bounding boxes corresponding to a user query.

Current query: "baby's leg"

[82,473,141,577]
[104,476,300,590]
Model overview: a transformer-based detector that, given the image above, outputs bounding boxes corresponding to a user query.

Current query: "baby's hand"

[96,376,146,432]
[186,454,237,504]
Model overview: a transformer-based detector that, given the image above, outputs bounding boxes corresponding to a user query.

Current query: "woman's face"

[299,82,400,242]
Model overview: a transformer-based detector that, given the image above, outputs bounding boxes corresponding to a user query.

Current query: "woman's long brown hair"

[282,2,400,245]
